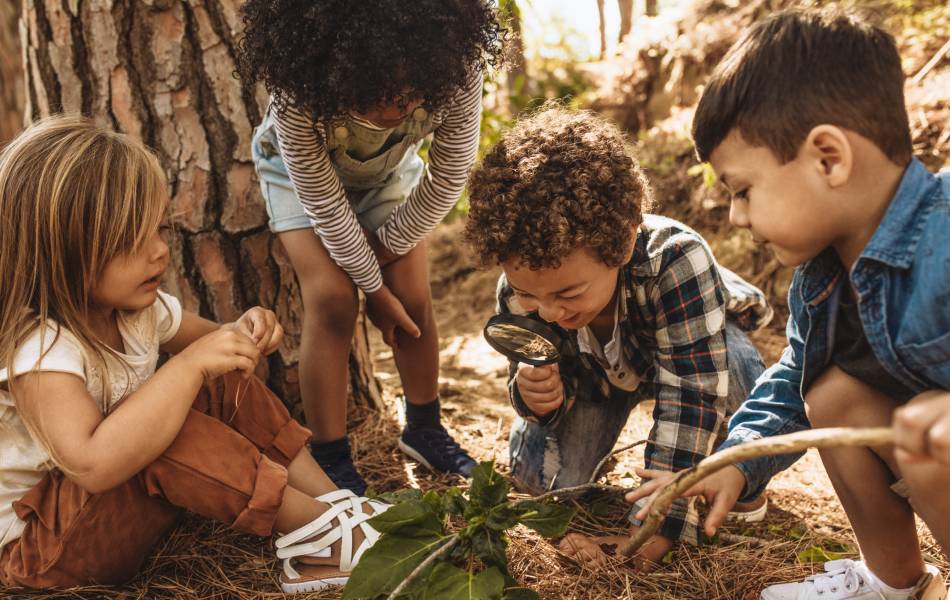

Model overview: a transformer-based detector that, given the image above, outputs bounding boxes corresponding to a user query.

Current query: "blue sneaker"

[309,438,367,495]
[399,426,477,477]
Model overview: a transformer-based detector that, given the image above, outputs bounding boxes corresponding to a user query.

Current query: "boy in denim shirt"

[632,8,949,600]
[464,106,773,569]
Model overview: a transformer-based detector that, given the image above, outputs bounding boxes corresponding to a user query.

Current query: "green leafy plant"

[342,461,576,600]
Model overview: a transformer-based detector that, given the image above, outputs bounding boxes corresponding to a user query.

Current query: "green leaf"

[470,525,509,569]
[342,533,447,600]
[417,564,506,600]
[514,501,576,537]
[442,487,469,516]
[372,488,424,504]
[368,500,443,537]
[469,462,511,511]
[797,542,857,564]
[485,504,521,531]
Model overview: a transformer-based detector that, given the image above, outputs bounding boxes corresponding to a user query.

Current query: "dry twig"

[620,427,894,556]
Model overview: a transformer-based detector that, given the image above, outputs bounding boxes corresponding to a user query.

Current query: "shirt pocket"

[897,330,950,388]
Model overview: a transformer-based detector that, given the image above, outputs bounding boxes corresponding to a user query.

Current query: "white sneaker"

[760,560,947,600]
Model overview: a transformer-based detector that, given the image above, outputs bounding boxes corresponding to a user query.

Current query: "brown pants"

[0,372,311,589]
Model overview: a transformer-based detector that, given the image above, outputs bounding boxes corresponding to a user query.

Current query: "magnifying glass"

[482,313,567,366]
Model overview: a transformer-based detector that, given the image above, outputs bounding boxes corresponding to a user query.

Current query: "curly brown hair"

[465,106,652,270]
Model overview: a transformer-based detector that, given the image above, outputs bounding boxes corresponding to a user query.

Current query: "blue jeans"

[508,322,766,494]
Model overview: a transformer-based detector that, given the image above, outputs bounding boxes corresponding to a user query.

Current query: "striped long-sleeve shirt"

[271,73,483,293]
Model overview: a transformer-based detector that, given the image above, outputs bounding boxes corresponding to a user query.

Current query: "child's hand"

[232,307,284,355]
[559,529,672,571]
[627,465,746,537]
[516,363,563,416]
[365,285,421,348]
[894,390,950,465]
[177,327,262,380]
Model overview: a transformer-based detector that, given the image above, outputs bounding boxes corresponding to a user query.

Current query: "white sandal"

[275,490,390,593]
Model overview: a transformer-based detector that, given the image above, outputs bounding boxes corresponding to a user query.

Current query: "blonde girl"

[0,115,387,593]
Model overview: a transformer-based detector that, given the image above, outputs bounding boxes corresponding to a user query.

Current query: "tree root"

[619,427,895,557]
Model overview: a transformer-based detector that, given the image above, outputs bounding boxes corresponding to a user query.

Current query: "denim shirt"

[720,158,950,501]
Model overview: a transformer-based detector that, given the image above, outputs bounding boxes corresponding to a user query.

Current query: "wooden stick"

[619,427,895,557]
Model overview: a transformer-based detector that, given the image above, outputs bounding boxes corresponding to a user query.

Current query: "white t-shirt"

[0,291,182,551]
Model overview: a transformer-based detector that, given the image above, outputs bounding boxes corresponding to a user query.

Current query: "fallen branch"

[910,38,950,86]
[588,440,648,484]
[619,427,895,557]
[526,482,629,503]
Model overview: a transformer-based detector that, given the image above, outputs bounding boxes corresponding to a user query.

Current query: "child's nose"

[537,302,565,323]
[729,200,750,228]
[151,235,170,262]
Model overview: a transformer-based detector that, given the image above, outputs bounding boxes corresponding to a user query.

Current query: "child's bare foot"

[559,529,673,571]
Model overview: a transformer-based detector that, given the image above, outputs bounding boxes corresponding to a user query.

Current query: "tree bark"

[500,0,527,113]
[19,0,382,419]
[596,0,607,60]
[0,1,23,143]
[617,0,633,45]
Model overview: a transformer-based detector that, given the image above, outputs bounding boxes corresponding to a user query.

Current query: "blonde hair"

[0,114,168,460]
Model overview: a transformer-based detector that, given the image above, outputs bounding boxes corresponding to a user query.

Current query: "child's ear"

[802,125,852,188]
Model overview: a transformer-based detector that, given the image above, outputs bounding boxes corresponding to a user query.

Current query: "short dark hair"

[236,0,503,120]
[692,8,911,165]
[465,105,652,270]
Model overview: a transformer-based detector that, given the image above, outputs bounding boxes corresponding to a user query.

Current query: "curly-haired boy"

[464,105,773,567]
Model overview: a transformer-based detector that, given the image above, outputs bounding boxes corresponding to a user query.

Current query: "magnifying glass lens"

[485,323,557,360]
[483,314,564,365]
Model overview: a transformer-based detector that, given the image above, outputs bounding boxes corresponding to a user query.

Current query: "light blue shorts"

[251,114,425,234]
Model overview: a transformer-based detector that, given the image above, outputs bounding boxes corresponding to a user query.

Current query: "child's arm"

[375,70,483,256]
[13,328,261,494]
[715,291,812,501]
[894,389,950,465]
[637,238,731,544]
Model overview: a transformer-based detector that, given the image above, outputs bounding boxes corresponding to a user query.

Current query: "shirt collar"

[859,158,938,269]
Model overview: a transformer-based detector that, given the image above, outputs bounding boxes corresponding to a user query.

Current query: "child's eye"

[734,188,750,200]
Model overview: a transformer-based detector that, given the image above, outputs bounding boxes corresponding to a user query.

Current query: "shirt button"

[412,107,428,121]
[333,125,349,141]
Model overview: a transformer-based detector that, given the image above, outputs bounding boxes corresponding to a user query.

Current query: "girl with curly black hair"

[236,0,502,508]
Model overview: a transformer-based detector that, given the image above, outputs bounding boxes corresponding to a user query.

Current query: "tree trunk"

[596,0,607,60]
[500,0,527,115]
[645,0,659,17]
[19,0,382,420]
[617,0,633,45]
[0,1,23,143]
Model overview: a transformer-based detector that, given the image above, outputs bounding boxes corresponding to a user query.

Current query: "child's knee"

[401,294,433,329]
[898,459,950,507]
[301,287,359,336]
[804,366,891,428]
